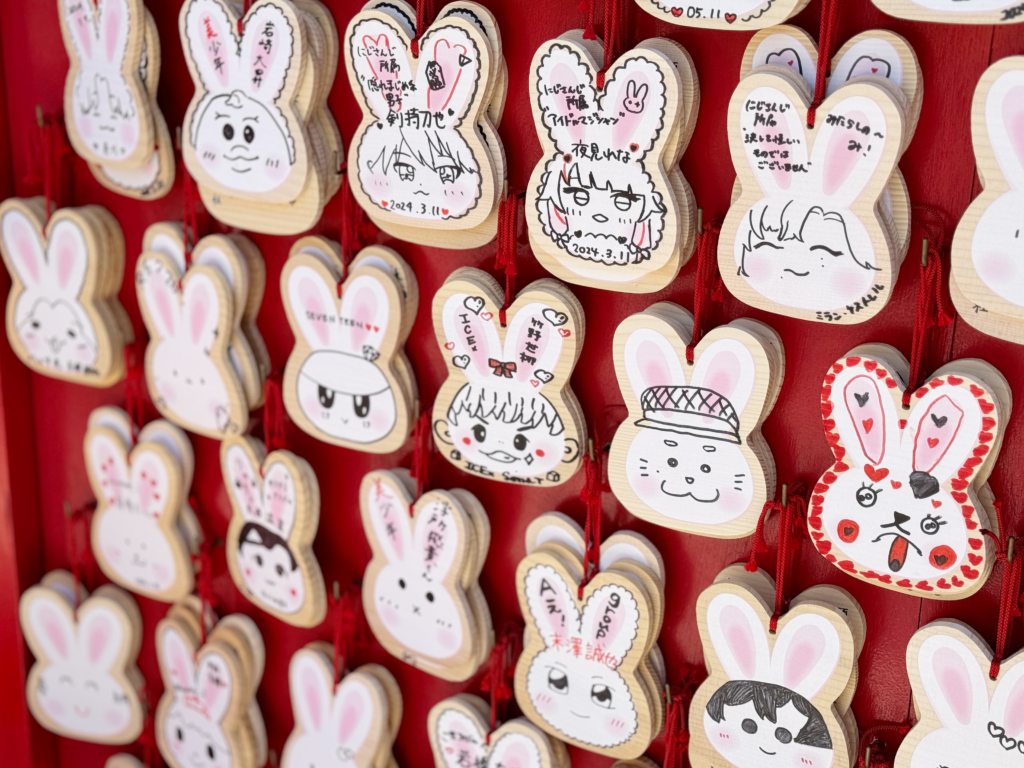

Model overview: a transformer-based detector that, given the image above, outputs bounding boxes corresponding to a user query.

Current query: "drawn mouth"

[98,125,115,133]
[782,268,810,277]
[570,710,590,719]
[223,154,258,162]
[413,190,429,196]
[659,481,720,503]
[592,214,609,223]
[482,450,518,464]
[759,748,777,755]
[74,705,91,718]
[871,532,921,572]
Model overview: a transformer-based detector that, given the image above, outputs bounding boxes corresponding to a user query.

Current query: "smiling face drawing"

[237,525,305,615]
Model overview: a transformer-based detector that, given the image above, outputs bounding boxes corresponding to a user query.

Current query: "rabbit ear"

[917,632,988,729]
[288,265,337,352]
[87,431,131,506]
[434,708,488,768]
[196,652,234,723]
[603,57,667,158]
[183,0,236,92]
[363,476,413,565]
[333,675,376,752]
[181,273,222,347]
[502,302,566,389]
[734,81,809,198]
[77,604,125,672]
[339,273,391,357]
[140,259,181,340]
[623,327,686,404]
[61,0,98,63]
[523,562,581,649]
[26,595,76,663]
[579,582,641,666]
[262,460,298,539]
[349,17,415,120]
[224,442,263,524]
[992,660,1024,740]
[770,613,843,700]
[751,33,817,92]
[831,365,897,469]
[985,66,1024,191]
[1,208,47,290]
[705,592,771,682]
[908,384,989,484]
[130,446,172,520]
[413,499,460,581]
[160,623,196,692]
[490,731,545,768]
[691,338,757,418]
[416,26,480,122]
[238,2,294,103]
[441,292,503,383]
[828,38,903,98]
[289,650,332,734]
[535,42,595,151]
[96,0,131,66]
[46,218,90,298]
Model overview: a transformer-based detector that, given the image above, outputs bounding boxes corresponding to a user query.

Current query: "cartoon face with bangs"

[296,349,397,443]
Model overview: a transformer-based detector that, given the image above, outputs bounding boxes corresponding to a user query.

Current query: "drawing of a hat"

[636,385,741,444]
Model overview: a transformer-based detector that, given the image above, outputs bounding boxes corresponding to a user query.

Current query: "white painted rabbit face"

[0,209,99,373]
[522,564,640,748]
[434,708,546,768]
[141,265,234,434]
[61,0,141,162]
[365,482,466,660]
[622,328,757,524]
[908,632,1024,768]
[286,652,380,768]
[287,267,397,443]
[26,596,135,740]
[224,445,305,615]
[703,593,840,768]
[821,364,988,581]
[438,293,578,480]
[535,44,666,266]
[183,0,298,194]
[734,85,893,312]
[88,432,178,593]
[349,18,483,221]
[161,627,234,768]
[972,67,1024,307]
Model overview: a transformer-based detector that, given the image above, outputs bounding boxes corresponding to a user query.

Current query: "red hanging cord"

[807,0,841,128]
[687,215,724,364]
[42,118,54,220]
[124,343,147,444]
[480,623,522,742]
[191,499,217,647]
[237,0,251,35]
[578,439,603,599]
[982,502,1023,679]
[330,584,361,685]
[410,0,435,58]
[495,188,522,327]
[856,722,913,768]
[140,687,161,768]
[262,372,287,455]
[663,665,705,768]
[745,482,808,633]
[64,501,96,611]
[32,111,70,220]
[409,407,433,515]
[337,164,377,292]
[580,0,596,40]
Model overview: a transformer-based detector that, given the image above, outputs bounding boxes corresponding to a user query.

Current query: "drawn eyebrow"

[754,241,782,250]
[516,424,537,432]
[810,245,843,256]
[214,112,230,119]
[474,416,489,426]
[243,116,259,123]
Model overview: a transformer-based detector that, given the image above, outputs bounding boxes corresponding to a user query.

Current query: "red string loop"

[982,502,1024,679]
[65,501,96,611]
[262,372,287,455]
[140,687,161,768]
[481,623,522,742]
[807,0,841,128]
[580,0,596,41]
[409,407,433,515]
[330,586,362,685]
[237,0,251,35]
[495,189,522,327]
[855,722,913,768]
[191,505,217,647]
[410,0,435,58]
[31,113,70,220]
[124,341,147,444]
[687,218,724,364]
[745,482,808,633]
[578,442,603,599]
[338,164,376,292]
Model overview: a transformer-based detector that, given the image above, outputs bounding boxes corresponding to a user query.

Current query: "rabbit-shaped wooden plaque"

[689,573,857,768]
[810,348,1008,598]
[609,303,783,538]
[871,0,1024,24]
[221,436,326,627]
[897,621,1024,768]
[720,71,905,324]
[19,572,145,744]
[952,57,1024,343]
[634,0,810,29]
[432,269,586,487]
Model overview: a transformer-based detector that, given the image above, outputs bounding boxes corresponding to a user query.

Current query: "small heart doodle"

[542,308,569,327]
[464,296,485,315]
[453,355,470,369]
[534,370,554,384]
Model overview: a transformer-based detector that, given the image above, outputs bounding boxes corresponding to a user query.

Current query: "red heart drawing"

[932,499,942,509]
[948,375,964,385]
[381,200,389,207]
[441,208,449,215]
[864,465,889,482]
[862,418,874,434]
[871,67,878,73]
[444,342,455,350]
[671,7,683,15]
[890,480,902,489]
[927,437,939,448]
[724,12,737,22]
[481,312,493,320]
[530,380,539,388]
[559,328,570,337]
[969,384,985,398]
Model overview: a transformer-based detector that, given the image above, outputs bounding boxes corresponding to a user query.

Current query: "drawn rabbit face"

[702,592,842,768]
[224,444,305,615]
[363,479,466,660]
[87,431,178,593]
[521,563,641,749]
[182,0,299,194]
[286,652,382,768]
[23,592,137,741]
[433,706,547,768]
[437,293,578,480]
[61,0,142,162]
[621,327,758,524]
[816,358,994,587]
[160,626,235,768]
[534,43,668,267]
[971,66,1024,307]
[731,80,898,314]
[286,267,397,444]
[0,208,99,373]
[348,17,483,221]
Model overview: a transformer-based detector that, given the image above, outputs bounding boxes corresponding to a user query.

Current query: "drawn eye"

[318,386,335,409]
[84,680,99,691]
[243,125,254,144]
[775,727,792,744]
[59,675,73,686]
[856,484,879,508]
[514,434,528,451]
[438,165,461,184]
[30,320,40,329]
[395,162,415,182]
[741,719,758,734]
[207,745,215,760]
[275,564,285,577]
[222,123,234,141]
[353,395,371,418]
[571,190,590,206]
[426,591,435,603]
[613,194,634,212]
[667,458,678,468]
[398,578,406,589]
[176,728,184,742]
[921,515,946,535]
[700,464,711,473]
[67,329,76,338]
[547,669,568,694]
[590,684,613,708]
[255,554,263,567]
[472,425,486,442]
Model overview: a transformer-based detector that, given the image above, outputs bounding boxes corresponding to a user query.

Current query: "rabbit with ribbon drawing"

[693,585,852,768]
[812,352,1001,595]
[58,0,151,167]
[434,282,582,483]
[180,0,306,200]
[346,12,487,223]
[532,40,670,268]
[898,623,1024,768]
[725,75,902,319]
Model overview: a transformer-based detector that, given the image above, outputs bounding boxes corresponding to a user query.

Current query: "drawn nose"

[685,477,694,485]
[893,512,911,526]
[593,214,609,223]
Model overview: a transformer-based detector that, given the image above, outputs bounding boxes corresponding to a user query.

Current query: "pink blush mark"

[743,245,772,283]
[300,395,325,422]
[74,343,94,363]
[107,545,123,562]
[106,708,127,727]
[153,563,170,583]
[77,114,94,140]
[44,698,65,717]
[829,263,872,303]
[603,713,630,737]
[436,628,459,651]
[632,474,660,499]
[532,692,558,716]
[158,380,177,406]
[198,142,222,170]
[976,250,1019,284]
[380,604,400,629]
[265,157,290,182]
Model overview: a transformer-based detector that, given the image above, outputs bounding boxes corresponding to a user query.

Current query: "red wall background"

[0,1,1023,766]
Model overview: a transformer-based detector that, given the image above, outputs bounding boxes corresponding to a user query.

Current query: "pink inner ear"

[170,639,191,688]
[197,11,231,89]
[103,1,122,63]
[301,667,323,731]
[12,225,41,284]
[612,75,650,151]
[843,374,886,466]
[338,700,362,746]
[72,7,94,61]
[781,624,826,693]
[637,339,672,389]
[933,647,974,726]
[496,741,532,768]
[40,607,69,660]
[1003,85,1024,171]
[379,497,404,561]
[549,62,588,146]
[201,668,224,712]
[299,277,331,348]
[720,604,757,679]
[152,281,177,338]
[188,285,211,346]
[51,228,82,293]
[912,395,965,474]
[1003,675,1024,738]
[703,351,741,412]
[822,109,869,197]
[425,36,468,113]
[513,312,553,384]
[248,14,281,95]
[86,616,112,665]
[587,591,627,654]
[348,287,380,353]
